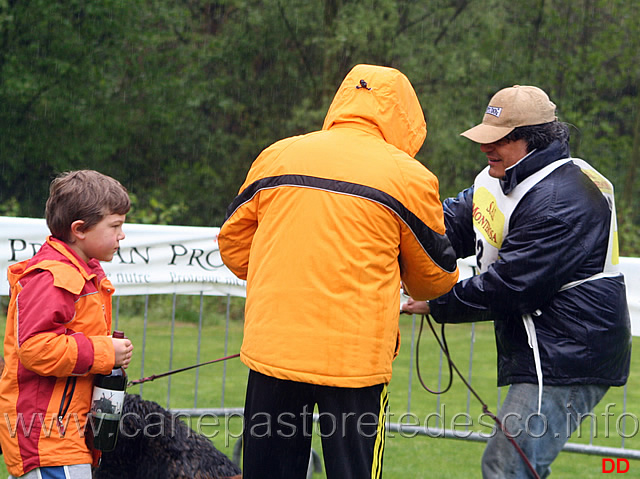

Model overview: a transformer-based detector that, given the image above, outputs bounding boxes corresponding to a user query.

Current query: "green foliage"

[127,192,187,225]
[618,206,640,257]
[0,0,136,212]
[0,197,19,216]
[0,0,638,250]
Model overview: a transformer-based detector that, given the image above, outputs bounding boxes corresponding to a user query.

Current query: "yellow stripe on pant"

[371,384,389,479]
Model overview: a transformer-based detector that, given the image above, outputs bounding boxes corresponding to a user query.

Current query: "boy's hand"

[112,337,133,369]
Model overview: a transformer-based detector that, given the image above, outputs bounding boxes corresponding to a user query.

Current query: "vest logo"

[581,167,614,195]
[486,201,497,221]
[472,187,505,248]
[485,106,502,118]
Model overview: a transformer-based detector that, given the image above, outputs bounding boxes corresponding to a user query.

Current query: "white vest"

[472,156,620,412]
[472,156,619,275]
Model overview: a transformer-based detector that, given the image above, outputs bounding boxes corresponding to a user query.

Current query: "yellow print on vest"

[472,187,505,248]
[580,168,613,195]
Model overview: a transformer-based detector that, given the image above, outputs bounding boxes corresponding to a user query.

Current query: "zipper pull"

[58,416,66,436]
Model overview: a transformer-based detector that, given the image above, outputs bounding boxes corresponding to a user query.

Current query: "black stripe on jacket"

[224,174,457,274]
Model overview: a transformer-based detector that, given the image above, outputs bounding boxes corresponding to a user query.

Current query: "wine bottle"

[88,330,128,452]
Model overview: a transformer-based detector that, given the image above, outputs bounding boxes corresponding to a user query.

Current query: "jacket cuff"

[71,333,95,375]
[429,287,494,324]
[88,336,116,374]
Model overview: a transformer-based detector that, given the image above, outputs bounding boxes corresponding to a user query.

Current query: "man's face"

[479,138,529,178]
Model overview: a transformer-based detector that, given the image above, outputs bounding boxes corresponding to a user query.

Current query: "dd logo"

[602,458,630,474]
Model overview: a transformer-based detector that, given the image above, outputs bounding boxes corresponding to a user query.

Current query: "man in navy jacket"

[403,85,631,478]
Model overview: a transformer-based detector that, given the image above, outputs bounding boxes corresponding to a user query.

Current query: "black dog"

[93,394,241,479]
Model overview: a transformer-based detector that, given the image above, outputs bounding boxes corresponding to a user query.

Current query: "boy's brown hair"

[45,170,131,242]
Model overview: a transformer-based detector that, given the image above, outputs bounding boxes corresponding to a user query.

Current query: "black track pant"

[242,369,388,479]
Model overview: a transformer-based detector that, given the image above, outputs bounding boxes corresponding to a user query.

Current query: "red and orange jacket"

[0,237,116,477]
[219,64,459,388]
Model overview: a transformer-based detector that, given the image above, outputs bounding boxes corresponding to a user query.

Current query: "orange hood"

[322,64,427,157]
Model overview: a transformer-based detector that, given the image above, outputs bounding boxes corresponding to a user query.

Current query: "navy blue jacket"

[430,140,631,387]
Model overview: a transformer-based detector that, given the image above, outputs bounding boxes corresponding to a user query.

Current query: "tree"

[0,0,638,253]
[0,0,136,215]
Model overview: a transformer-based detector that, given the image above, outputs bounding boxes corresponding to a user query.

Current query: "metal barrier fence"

[112,292,640,462]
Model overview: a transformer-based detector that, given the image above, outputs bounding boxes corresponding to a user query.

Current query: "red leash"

[416,314,541,479]
[128,353,241,387]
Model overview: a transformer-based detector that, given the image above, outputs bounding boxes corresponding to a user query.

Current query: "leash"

[416,314,541,479]
[127,353,240,387]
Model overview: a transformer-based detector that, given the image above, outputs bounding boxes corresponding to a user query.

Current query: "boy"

[0,170,134,478]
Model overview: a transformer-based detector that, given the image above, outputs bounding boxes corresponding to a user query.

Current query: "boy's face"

[73,214,126,263]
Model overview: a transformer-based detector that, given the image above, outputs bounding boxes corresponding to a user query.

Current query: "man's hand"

[400,297,430,315]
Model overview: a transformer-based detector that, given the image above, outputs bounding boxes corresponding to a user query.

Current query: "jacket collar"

[500,139,571,195]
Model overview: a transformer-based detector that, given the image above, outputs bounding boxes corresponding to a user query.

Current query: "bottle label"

[90,386,125,419]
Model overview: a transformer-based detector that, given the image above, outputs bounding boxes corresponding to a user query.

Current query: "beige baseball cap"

[461,85,557,144]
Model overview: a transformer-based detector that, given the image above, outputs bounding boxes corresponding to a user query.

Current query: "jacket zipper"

[57,376,77,436]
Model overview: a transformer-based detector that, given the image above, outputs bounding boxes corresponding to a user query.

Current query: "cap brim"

[460,123,515,144]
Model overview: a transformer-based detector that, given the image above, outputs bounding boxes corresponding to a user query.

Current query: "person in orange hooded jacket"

[0,170,134,478]
[218,64,459,479]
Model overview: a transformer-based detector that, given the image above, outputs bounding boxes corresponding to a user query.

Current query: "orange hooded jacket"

[0,237,116,476]
[219,64,459,387]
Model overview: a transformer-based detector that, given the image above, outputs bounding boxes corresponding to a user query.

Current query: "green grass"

[1,295,639,478]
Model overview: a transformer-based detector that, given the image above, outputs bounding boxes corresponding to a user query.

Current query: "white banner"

[0,216,246,297]
[1,216,638,335]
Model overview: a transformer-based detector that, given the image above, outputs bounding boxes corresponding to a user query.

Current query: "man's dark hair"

[505,120,570,152]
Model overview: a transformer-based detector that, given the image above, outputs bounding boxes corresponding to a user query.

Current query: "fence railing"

[111,292,640,461]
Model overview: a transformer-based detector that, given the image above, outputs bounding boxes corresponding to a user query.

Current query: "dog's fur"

[93,394,242,479]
